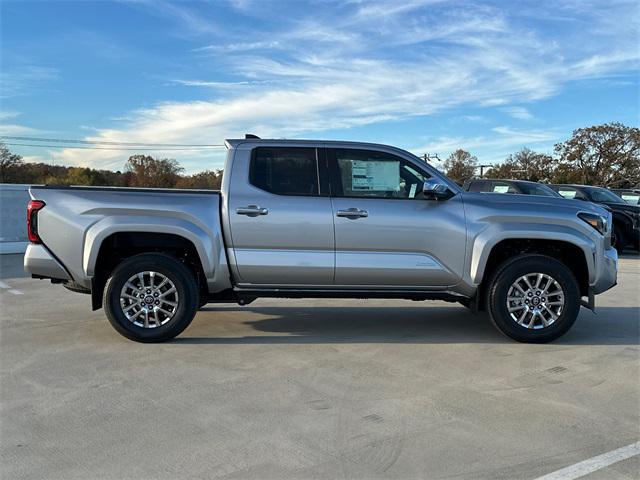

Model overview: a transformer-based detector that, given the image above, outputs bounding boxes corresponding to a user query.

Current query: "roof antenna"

[245,134,260,139]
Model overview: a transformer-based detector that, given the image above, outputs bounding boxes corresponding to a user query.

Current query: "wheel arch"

[89,231,208,311]
[477,238,591,306]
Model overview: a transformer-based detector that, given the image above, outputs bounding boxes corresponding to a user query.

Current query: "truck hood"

[460,191,609,216]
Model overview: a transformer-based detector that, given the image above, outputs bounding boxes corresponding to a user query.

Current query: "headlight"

[578,212,607,235]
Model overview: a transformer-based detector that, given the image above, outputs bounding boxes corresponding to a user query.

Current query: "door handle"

[236,205,269,216]
[336,208,368,218]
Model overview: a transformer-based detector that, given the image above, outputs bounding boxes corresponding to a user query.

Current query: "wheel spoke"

[123,303,138,313]
[507,272,564,330]
[517,310,528,324]
[120,271,179,329]
[522,275,534,290]
[159,287,176,298]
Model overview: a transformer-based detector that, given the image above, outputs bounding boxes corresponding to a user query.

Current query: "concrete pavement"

[1,254,638,479]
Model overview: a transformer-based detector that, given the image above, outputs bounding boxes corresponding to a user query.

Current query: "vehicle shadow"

[174,305,639,346]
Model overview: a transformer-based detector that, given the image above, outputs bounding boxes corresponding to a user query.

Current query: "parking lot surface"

[1,253,639,479]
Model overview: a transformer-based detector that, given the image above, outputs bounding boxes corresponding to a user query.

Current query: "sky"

[1,0,638,173]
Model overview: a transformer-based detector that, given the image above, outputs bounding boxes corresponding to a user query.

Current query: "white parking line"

[8,289,23,295]
[535,441,640,480]
[0,281,9,289]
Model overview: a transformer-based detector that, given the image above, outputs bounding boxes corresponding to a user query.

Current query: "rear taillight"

[27,200,45,243]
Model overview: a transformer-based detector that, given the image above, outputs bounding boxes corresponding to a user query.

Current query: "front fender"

[469,222,596,285]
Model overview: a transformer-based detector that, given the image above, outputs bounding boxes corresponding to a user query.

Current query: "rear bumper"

[591,246,618,295]
[23,244,71,281]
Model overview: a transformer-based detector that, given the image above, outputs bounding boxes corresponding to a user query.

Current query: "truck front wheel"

[486,254,581,343]
[103,253,199,342]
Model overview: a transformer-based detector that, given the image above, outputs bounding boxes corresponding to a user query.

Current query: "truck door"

[227,146,334,286]
[328,148,466,287]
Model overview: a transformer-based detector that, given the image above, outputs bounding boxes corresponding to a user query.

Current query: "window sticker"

[351,160,400,191]
[559,190,577,199]
[493,185,509,193]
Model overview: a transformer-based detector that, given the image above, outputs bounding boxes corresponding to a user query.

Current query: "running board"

[232,288,468,303]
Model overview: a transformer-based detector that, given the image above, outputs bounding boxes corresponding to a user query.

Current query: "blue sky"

[1,0,638,173]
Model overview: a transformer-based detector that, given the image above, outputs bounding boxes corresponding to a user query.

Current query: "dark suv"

[463,179,562,197]
[550,184,640,251]
[611,189,640,205]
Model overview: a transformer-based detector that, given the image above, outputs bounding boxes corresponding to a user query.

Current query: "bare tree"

[554,122,640,186]
[485,148,554,182]
[125,155,184,188]
[443,149,477,185]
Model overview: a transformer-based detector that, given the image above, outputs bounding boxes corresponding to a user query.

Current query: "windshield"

[518,183,562,197]
[620,193,640,205]
[585,187,625,204]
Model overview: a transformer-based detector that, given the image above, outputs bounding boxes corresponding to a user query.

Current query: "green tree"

[0,141,24,183]
[554,122,640,186]
[124,155,184,188]
[443,149,477,185]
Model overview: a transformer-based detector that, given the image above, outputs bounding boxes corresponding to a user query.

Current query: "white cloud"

[502,106,534,121]
[0,124,40,135]
[53,0,638,172]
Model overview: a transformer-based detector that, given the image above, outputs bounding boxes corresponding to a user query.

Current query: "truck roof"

[224,138,414,153]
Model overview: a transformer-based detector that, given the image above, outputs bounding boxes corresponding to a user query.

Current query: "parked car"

[611,188,640,206]
[463,179,562,197]
[24,138,617,343]
[550,184,640,251]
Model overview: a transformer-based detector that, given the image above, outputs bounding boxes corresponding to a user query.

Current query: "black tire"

[486,254,581,343]
[613,225,627,250]
[103,253,198,342]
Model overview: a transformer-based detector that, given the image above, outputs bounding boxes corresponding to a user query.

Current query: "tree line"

[0,150,223,189]
[441,123,639,187]
[1,122,638,189]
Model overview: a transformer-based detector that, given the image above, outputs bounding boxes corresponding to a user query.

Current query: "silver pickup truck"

[24,138,618,343]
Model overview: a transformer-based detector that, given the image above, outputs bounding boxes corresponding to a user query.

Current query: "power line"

[4,142,225,151]
[0,135,225,148]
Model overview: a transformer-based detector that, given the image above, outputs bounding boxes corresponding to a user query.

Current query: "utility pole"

[421,153,441,164]
[477,164,492,178]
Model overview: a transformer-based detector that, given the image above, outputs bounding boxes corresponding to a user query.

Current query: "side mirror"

[422,179,453,200]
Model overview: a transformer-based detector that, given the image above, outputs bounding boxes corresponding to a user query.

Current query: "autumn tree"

[554,122,640,186]
[124,155,184,188]
[175,169,223,190]
[485,148,555,182]
[443,149,477,185]
[0,142,24,183]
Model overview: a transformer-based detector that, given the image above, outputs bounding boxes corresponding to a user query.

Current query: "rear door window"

[250,147,319,196]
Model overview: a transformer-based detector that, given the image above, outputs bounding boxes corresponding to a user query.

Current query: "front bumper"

[591,246,618,295]
[24,244,71,281]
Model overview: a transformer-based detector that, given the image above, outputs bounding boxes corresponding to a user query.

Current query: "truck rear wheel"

[103,253,198,342]
[486,254,581,343]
